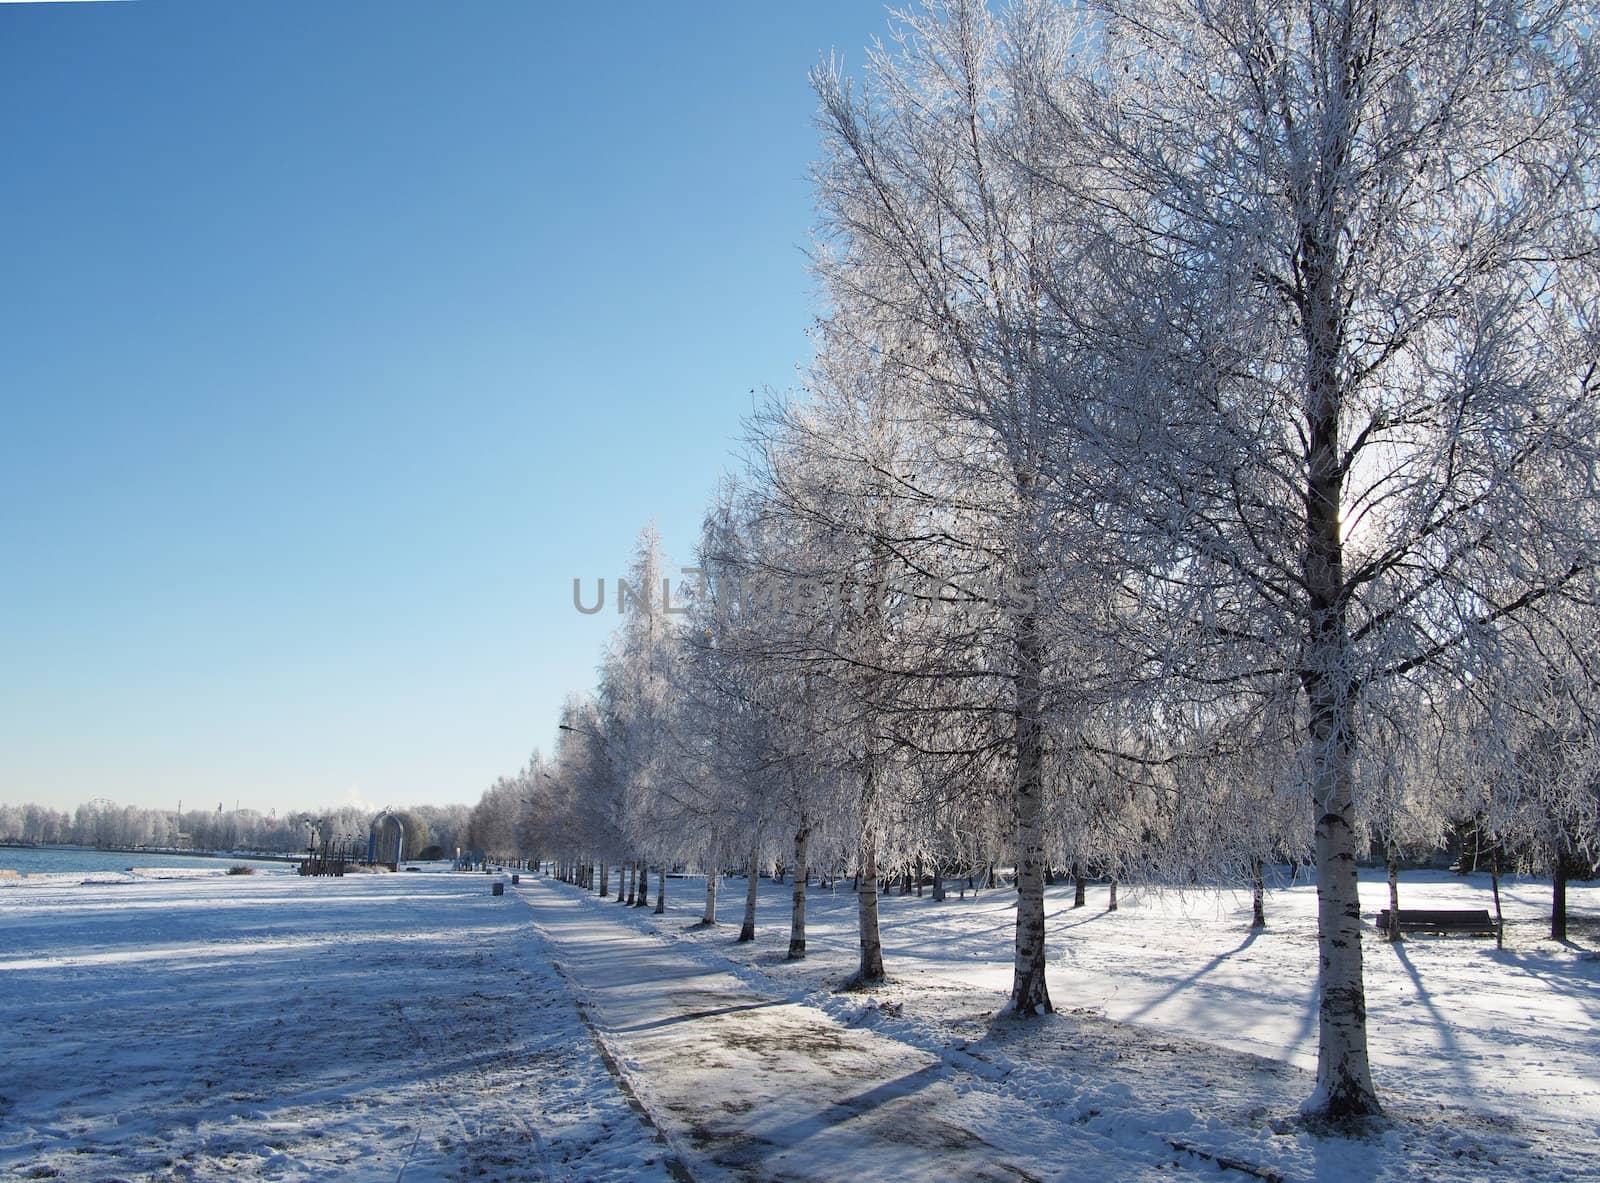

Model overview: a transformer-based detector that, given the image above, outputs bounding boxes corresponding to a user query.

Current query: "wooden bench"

[1374,908,1500,936]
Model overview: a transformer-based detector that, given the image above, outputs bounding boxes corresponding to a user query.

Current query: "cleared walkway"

[517,878,1174,1183]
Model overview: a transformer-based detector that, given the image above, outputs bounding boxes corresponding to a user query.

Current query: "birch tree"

[672,494,846,947]
[597,526,685,901]
[1067,0,1600,1119]
[1467,600,1600,938]
[737,319,941,985]
[813,0,1124,1014]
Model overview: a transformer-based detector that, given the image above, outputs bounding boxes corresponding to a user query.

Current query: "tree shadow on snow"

[1118,929,1262,1026]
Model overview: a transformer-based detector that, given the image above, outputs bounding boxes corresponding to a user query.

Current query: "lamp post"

[297,815,327,875]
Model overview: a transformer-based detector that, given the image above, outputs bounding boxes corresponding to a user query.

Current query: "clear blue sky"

[0,0,889,816]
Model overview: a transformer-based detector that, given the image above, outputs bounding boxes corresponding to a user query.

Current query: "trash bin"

[511,874,520,885]
[492,882,504,896]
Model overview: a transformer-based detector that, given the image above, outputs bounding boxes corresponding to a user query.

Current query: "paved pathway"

[516,878,1171,1183]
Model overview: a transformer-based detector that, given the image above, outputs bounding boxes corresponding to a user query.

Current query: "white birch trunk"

[1385,848,1401,942]
[1491,865,1504,951]
[788,826,810,959]
[738,845,759,942]
[1009,616,1052,1015]
[855,762,885,983]
[702,866,718,924]
[1303,214,1381,1119]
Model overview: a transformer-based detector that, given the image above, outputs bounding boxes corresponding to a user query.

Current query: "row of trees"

[0,800,474,862]
[501,0,1598,1124]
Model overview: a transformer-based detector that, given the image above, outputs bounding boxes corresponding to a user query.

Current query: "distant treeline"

[0,800,475,861]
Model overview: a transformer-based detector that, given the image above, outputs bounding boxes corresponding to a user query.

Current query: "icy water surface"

[0,846,292,875]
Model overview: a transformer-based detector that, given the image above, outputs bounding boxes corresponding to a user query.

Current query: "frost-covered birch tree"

[1466,600,1600,938]
[1065,0,1600,1119]
[740,403,912,984]
[812,0,1122,1015]
[671,493,849,945]
[598,525,685,903]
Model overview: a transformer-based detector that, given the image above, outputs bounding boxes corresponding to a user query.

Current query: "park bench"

[1373,908,1500,937]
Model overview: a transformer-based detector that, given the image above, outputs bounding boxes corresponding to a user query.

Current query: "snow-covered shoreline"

[1,866,277,888]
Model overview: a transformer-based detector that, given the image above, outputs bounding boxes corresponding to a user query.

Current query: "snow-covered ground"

[3,864,1595,1182]
[522,867,1600,1183]
[0,868,676,1182]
